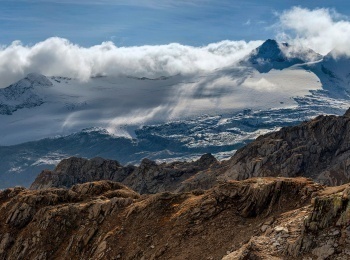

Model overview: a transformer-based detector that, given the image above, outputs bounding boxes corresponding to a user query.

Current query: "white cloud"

[276,7,350,56]
[0,37,262,88]
[243,77,277,91]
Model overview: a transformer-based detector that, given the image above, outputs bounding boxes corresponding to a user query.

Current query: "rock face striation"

[1,178,350,259]
[30,154,220,194]
[223,108,350,186]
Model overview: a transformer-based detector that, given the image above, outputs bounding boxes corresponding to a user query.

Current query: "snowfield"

[0,66,323,145]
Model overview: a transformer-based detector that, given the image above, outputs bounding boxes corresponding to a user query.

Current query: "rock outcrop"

[30,154,220,194]
[223,108,350,186]
[2,178,350,259]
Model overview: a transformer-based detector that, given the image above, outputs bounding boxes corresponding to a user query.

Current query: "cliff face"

[223,108,350,186]
[1,178,350,260]
[223,182,350,260]
[30,154,220,194]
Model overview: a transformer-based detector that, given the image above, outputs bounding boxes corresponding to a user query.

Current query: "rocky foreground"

[1,178,350,259]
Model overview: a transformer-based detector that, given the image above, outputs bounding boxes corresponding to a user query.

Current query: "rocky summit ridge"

[2,177,350,259]
[30,153,221,194]
[223,107,350,186]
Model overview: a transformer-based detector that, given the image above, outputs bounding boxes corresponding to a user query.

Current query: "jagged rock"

[0,233,13,254]
[9,177,350,259]
[30,154,219,194]
[30,157,132,190]
[312,243,335,260]
[222,109,350,186]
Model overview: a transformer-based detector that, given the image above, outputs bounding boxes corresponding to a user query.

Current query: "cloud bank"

[3,6,350,88]
[0,38,262,88]
[277,7,350,56]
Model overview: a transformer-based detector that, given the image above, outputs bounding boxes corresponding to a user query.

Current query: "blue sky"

[1,0,350,47]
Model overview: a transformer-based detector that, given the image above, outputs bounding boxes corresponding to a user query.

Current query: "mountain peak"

[247,39,321,73]
[24,73,53,87]
[0,73,51,115]
[250,39,285,64]
[260,39,279,48]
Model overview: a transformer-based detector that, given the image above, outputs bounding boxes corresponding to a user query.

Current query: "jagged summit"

[247,39,322,73]
[250,39,284,61]
[30,154,220,193]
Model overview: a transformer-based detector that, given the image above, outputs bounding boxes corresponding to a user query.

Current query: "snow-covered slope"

[0,73,52,115]
[2,39,350,188]
[0,63,323,145]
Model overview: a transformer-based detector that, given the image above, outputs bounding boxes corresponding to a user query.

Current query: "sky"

[2,1,350,87]
[1,0,350,47]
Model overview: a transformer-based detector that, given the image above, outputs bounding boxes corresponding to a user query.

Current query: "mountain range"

[2,39,350,188]
[2,39,350,259]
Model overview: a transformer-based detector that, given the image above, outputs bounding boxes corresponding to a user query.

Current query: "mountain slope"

[1,178,350,259]
[0,73,52,115]
[222,108,350,186]
[309,51,350,98]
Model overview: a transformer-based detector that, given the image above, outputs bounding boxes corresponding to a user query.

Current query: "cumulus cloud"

[276,7,350,56]
[0,37,262,88]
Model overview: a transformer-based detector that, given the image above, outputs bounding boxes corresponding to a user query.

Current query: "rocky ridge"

[30,153,221,194]
[1,178,350,259]
[222,108,350,186]
[31,108,350,192]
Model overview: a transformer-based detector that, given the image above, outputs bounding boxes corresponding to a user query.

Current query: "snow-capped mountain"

[1,39,350,188]
[317,51,350,95]
[0,73,52,115]
[246,39,322,73]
